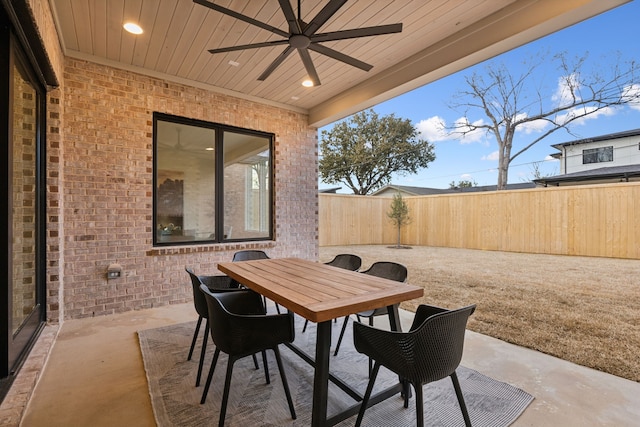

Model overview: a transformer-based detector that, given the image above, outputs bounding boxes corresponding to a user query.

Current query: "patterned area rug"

[138,317,533,426]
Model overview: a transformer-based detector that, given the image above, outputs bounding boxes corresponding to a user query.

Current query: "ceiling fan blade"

[208,39,288,54]
[298,49,321,86]
[277,0,302,34]
[311,23,403,43]
[303,0,348,36]
[308,43,372,71]
[258,46,295,81]
[193,0,289,38]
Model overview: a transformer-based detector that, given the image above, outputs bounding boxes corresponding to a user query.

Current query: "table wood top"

[218,258,424,323]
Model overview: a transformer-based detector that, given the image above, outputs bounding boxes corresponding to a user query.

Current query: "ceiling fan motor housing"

[289,34,311,49]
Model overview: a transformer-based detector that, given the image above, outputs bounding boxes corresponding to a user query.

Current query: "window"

[582,146,613,164]
[153,113,273,245]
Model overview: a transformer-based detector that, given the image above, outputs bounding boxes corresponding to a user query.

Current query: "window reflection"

[154,115,272,245]
[12,60,37,334]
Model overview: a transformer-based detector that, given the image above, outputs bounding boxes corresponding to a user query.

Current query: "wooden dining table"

[218,257,424,427]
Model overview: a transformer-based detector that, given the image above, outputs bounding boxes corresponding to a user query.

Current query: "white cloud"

[551,73,581,107]
[513,112,549,134]
[482,151,500,161]
[622,84,640,111]
[460,173,473,180]
[416,115,487,144]
[451,117,486,144]
[544,155,559,162]
[555,105,616,126]
[549,73,623,124]
[415,116,449,141]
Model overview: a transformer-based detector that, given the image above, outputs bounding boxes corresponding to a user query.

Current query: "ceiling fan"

[193,0,403,86]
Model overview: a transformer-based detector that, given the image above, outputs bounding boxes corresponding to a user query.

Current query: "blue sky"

[319,1,640,191]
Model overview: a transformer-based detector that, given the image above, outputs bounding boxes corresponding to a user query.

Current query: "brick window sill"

[148,241,276,256]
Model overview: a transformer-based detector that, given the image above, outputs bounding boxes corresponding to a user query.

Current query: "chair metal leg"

[402,379,411,408]
[368,317,374,376]
[261,350,270,384]
[195,320,209,386]
[334,315,349,356]
[187,316,203,361]
[200,348,220,404]
[218,358,236,427]
[355,361,381,427]
[451,371,472,427]
[415,384,424,427]
[273,347,297,420]
[252,353,259,370]
[263,296,281,314]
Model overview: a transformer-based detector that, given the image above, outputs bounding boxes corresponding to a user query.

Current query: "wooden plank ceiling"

[50,0,628,126]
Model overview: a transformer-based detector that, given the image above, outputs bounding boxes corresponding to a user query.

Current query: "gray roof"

[551,128,640,149]
[534,164,640,186]
[319,187,342,193]
[372,185,448,196]
[447,182,536,193]
[372,183,535,196]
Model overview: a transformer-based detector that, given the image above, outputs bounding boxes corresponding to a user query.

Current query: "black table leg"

[311,320,332,427]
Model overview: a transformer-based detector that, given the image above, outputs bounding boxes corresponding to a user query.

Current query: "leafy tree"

[319,109,435,195]
[449,179,477,189]
[448,52,640,190]
[387,192,411,248]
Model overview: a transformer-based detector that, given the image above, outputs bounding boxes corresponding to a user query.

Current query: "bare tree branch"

[446,52,640,189]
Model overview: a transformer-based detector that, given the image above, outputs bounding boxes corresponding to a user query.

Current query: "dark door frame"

[0,1,50,395]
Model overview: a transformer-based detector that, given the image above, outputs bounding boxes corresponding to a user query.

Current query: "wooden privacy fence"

[319,182,640,260]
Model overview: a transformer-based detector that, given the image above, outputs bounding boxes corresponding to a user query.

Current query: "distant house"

[371,183,535,197]
[534,164,640,187]
[319,187,342,194]
[535,129,640,187]
[371,185,447,197]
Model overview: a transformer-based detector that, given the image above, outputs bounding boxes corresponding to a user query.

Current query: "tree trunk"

[497,161,508,190]
[497,139,512,190]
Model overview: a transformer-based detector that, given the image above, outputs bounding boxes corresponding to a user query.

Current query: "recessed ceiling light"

[228,60,240,67]
[205,147,214,151]
[291,96,300,100]
[123,22,143,35]
[302,79,314,87]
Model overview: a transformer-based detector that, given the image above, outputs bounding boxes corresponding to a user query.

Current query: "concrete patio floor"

[3,302,639,426]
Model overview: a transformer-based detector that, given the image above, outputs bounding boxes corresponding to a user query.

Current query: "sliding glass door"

[0,7,46,382]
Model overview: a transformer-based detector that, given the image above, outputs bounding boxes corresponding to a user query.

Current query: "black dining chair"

[231,250,281,313]
[199,285,297,426]
[302,254,362,333]
[334,261,408,359]
[325,253,362,271]
[231,249,270,262]
[354,304,476,427]
[185,267,251,387]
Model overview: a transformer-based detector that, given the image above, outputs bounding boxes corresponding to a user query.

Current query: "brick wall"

[23,0,66,326]
[60,58,318,320]
[47,87,63,322]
